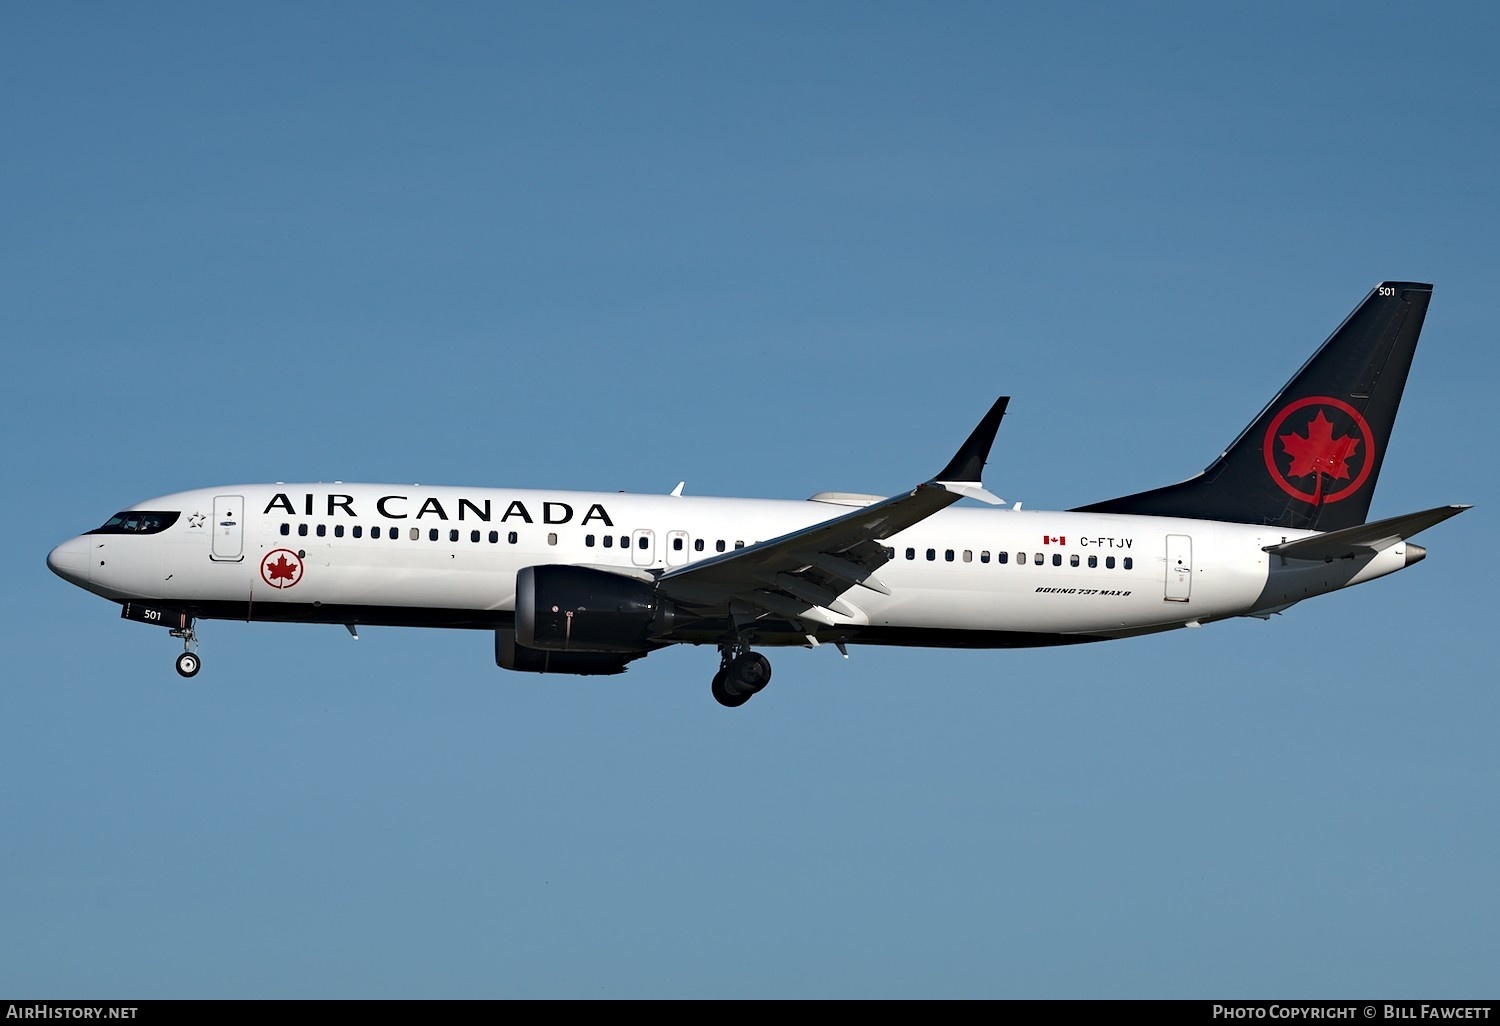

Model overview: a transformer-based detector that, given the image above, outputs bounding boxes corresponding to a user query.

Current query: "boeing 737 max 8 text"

[47,281,1468,707]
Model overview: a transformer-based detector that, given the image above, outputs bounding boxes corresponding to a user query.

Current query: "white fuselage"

[50,483,1416,647]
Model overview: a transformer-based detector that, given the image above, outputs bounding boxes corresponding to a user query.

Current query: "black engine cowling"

[515,565,674,653]
[495,629,645,675]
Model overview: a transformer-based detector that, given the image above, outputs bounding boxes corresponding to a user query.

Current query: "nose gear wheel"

[171,621,201,679]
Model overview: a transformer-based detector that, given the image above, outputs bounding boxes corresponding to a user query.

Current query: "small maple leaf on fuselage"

[1280,410,1359,481]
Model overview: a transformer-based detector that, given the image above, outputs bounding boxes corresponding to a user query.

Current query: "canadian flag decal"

[1043,535,1065,545]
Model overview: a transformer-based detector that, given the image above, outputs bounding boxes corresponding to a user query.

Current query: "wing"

[657,397,1009,632]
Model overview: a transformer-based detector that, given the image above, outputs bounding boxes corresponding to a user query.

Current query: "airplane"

[47,281,1468,708]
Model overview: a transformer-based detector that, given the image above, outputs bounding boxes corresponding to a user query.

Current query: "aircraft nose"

[47,536,90,585]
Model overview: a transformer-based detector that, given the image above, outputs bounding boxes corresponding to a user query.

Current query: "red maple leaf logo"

[1279,410,1359,482]
[1262,396,1375,506]
[265,554,300,583]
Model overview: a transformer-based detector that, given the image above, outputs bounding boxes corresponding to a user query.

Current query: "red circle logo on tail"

[260,548,305,589]
[1262,396,1374,505]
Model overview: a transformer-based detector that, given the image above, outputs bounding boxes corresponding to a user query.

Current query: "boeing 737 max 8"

[47,281,1468,707]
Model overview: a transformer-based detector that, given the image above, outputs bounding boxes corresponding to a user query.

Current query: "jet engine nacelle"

[495,628,645,676]
[514,564,673,653]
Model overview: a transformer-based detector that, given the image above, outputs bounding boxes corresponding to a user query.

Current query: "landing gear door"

[211,494,244,562]
[1165,534,1191,602]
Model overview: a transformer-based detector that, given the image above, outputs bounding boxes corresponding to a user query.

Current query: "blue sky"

[4,2,1496,999]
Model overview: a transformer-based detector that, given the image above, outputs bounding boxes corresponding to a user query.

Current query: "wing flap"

[807,552,891,595]
[746,591,852,628]
[755,572,858,617]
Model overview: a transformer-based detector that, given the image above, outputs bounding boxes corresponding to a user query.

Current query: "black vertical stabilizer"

[1071,282,1433,531]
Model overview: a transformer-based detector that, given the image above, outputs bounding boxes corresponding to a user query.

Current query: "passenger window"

[1070,554,1079,567]
[450,530,460,542]
[603,535,613,548]
[980,550,990,563]
[927,548,936,561]
[945,549,954,562]
[1017,552,1026,565]
[334,525,344,538]
[735,540,744,549]
[316,524,327,537]
[470,530,480,543]
[639,537,648,550]
[1123,557,1133,570]
[963,550,972,563]
[672,537,683,551]
[489,531,499,543]
[694,539,704,551]
[279,524,289,536]
[586,534,595,547]
[550,533,559,546]
[1107,556,1116,569]
[409,528,419,541]
[998,551,1008,564]
[508,531,518,544]
[906,547,916,560]
[429,529,440,541]
[1052,553,1061,566]
[353,525,364,539]
[1034,552,1043,565]
[716,540,726,552]
[297,524,308,537]
[1088,555,1097,568]
[371,526,381,539]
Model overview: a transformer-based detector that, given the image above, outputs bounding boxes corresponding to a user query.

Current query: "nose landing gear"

[171,621,201,678]
[710,643,772,708]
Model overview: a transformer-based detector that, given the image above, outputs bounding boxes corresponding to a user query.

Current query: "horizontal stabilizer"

[1263,504,1470,561]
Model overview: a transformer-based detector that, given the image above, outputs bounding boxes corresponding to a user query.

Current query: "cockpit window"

[89,511,181,535]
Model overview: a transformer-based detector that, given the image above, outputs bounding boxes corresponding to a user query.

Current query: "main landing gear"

[710,643,772,708]
[171,620,201,679]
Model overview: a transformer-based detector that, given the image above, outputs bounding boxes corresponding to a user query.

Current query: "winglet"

[933,396,1009,487]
